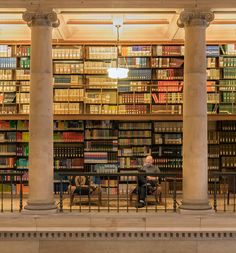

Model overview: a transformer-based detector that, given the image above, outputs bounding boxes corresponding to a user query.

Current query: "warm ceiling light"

[108,24,129,79]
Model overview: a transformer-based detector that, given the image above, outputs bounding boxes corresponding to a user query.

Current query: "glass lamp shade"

[108,67,129,79]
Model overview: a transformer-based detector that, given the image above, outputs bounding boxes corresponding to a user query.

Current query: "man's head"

[144,155,154,165]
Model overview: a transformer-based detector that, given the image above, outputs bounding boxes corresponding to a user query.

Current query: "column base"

[23,202,57,215]
[179,201,213,214]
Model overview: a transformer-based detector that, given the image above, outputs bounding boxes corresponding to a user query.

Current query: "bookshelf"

[1,42,236,194]
[1,43,236,116]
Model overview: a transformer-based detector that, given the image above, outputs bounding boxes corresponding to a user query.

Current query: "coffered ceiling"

[0,5,236,42]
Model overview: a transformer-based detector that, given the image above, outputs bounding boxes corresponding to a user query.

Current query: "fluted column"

[22,10,59,212]
[177,10,214,211]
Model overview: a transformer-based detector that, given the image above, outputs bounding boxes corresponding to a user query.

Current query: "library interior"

[2,1,236,253]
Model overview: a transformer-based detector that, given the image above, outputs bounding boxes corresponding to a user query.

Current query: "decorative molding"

[0,231,235,241]
[22,10,60,28]
[177,9,214,28]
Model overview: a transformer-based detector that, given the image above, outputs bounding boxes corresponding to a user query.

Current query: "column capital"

[22,10,60,28]
[177,9,214,28]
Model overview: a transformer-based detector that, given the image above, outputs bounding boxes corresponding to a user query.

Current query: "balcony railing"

[1,170,236,213]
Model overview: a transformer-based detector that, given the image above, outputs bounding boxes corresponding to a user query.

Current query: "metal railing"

[58,171,182,213]
[0,169,24,212]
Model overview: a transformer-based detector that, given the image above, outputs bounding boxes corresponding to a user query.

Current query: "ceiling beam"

[2,0,236,9]
[66,20,169,25]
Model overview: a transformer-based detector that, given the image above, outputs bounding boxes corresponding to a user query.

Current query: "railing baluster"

[59,176,63,212]
[234,175,235,213]
[10,175,13,212]
[214,175,217,212]
[1,175,3,212]
[19,172,23,212]
[173,177,177,212]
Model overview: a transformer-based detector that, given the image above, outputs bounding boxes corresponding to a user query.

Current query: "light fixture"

[108,24,129,79]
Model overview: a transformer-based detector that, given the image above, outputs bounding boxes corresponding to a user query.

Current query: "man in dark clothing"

[136,155,161,208]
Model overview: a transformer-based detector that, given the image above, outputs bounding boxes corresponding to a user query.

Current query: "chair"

[129,183,162,204]
[68,176,102,207]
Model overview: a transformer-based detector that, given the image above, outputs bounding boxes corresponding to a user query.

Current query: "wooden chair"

[67,177,102,207]
[129,184,162,204]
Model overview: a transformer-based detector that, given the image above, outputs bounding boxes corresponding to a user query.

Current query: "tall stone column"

[177,10,214,211]
[22,10,59,212]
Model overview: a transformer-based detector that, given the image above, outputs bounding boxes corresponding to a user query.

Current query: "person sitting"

[136,155,161,208]
[68,175,100,205]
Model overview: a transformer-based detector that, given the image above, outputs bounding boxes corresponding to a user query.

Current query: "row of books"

[223,68,236,79]
[86,104,117,114]
[54,75,83,86]
[151,104,182,114]
[208,159,220,170]
[53,47,83,59]
[219,80,236,91]
[220,121,236,131]
[154,134,182,145]
[208,145,220,158]
[16,69,30,80]
[155,69,183,80]
[119,130,151,138]
[0,58,17,69]
[54,89,84,102]
[118,146,151,157]
[53,102,82,114]
[87,46,117,60]
[154,122,183,132]
[0,105,17,114]
[221,92,236,103]
[207,69,220,80]
[16,145,29,156]
[118,104,148,114]
[207,57,217,68]
[85,140,118,151]
[118,93,151,104]
[16,46,30,57]
[54,158,84,169]
[54,146,84,158]
[220,144,236,155]
[151,57,184,68]
[0,157,15,167]
[54,120,84,130]
[85,91,117,104]
[85,129,118,139]
[0,70,12,80]
[0,81,17,92]
[121,46,152,57]
[118,138,152,146]
[154,158,182,169]
[19,57,30,69]
[84,152,117,164]
[118,57,150,68]
[219,132,236,143]
[207,93,220,103]
[152,145,182,157]
[0,45,12,57]
[16,93,30,103]
[118,157,143,169]
[221,157,236,168]
[152,92,182,104]
[0,144,16,154]
[54,62,84,74]
[53,132,84,142]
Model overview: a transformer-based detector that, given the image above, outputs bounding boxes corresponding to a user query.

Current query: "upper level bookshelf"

[1,43,236,118]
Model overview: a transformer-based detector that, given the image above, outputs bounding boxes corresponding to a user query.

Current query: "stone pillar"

[22,10,59,212]
[177,10,214,211]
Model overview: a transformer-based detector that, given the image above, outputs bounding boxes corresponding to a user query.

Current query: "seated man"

[68,175,100,205]
[136,155,161,208]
